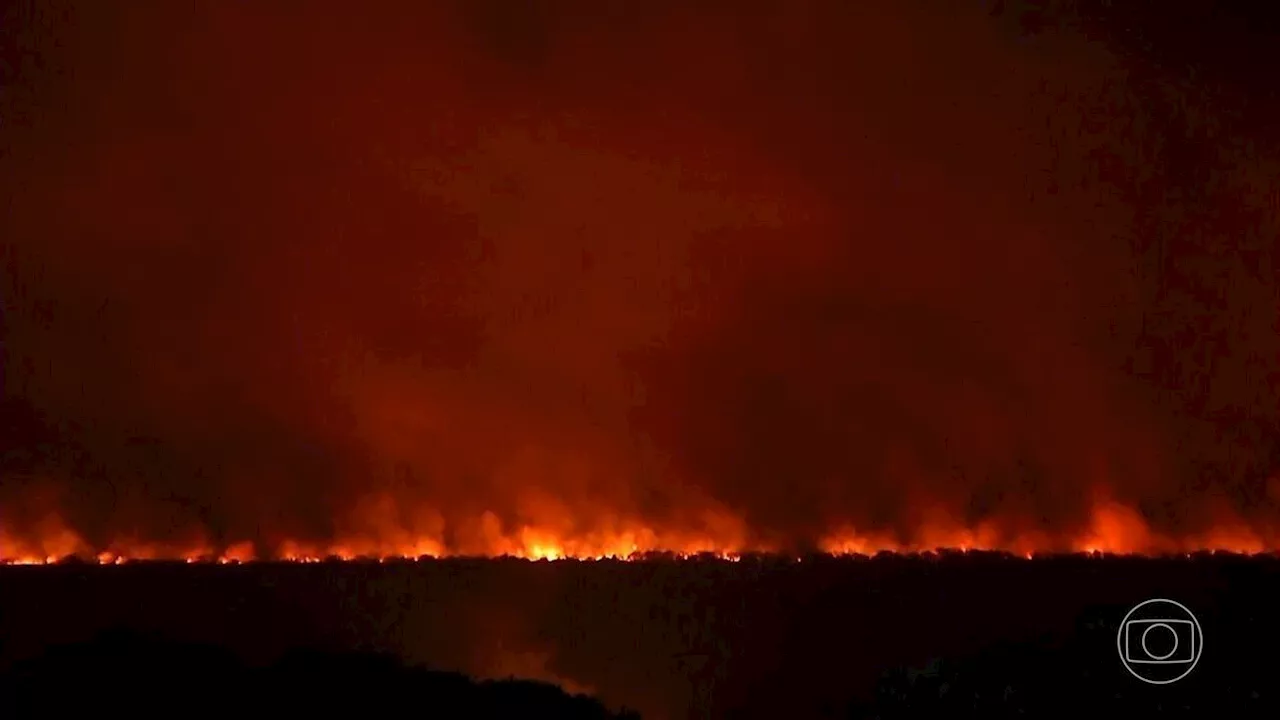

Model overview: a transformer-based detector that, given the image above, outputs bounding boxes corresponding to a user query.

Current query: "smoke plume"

[3,1,1279,559]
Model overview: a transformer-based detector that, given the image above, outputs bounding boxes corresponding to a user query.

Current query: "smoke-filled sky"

[2,1,1279,556]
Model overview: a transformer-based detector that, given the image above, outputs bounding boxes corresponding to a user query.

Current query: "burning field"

[2,1,1280,716]
[3,0,1280,568]
[3,495,1280,565]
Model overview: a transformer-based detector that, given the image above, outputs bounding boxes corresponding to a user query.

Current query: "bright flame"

[1,498,1277,565]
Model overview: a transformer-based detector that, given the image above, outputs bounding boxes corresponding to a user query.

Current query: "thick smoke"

[2,1,1278,555]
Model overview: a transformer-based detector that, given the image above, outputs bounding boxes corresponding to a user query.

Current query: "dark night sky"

[2,1,1279,555]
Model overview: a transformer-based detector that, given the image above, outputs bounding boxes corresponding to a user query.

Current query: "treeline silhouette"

[0,629,640,719]
[4,554,1280,718]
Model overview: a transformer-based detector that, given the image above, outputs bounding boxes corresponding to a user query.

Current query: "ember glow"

[1,495,1277,565]
[3,4,1279,567]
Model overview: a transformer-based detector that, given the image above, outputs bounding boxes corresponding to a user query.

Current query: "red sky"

[2,1,1278,556]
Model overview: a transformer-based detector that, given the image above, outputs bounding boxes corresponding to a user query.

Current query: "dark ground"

[0,632,637,720]
[1,554,1277,718]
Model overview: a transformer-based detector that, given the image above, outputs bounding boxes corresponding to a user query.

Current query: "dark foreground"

[0,631,635,719]
[1,553,1277,718]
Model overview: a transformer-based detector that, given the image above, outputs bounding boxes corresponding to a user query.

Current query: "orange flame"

[1,496,1277,565]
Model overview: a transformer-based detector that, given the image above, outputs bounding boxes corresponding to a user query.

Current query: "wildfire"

[1,495,1277,565]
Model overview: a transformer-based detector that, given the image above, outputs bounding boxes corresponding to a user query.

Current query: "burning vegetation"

[3,3,1279,570]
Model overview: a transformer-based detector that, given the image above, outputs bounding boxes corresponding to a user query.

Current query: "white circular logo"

[1116,598,1203,685]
